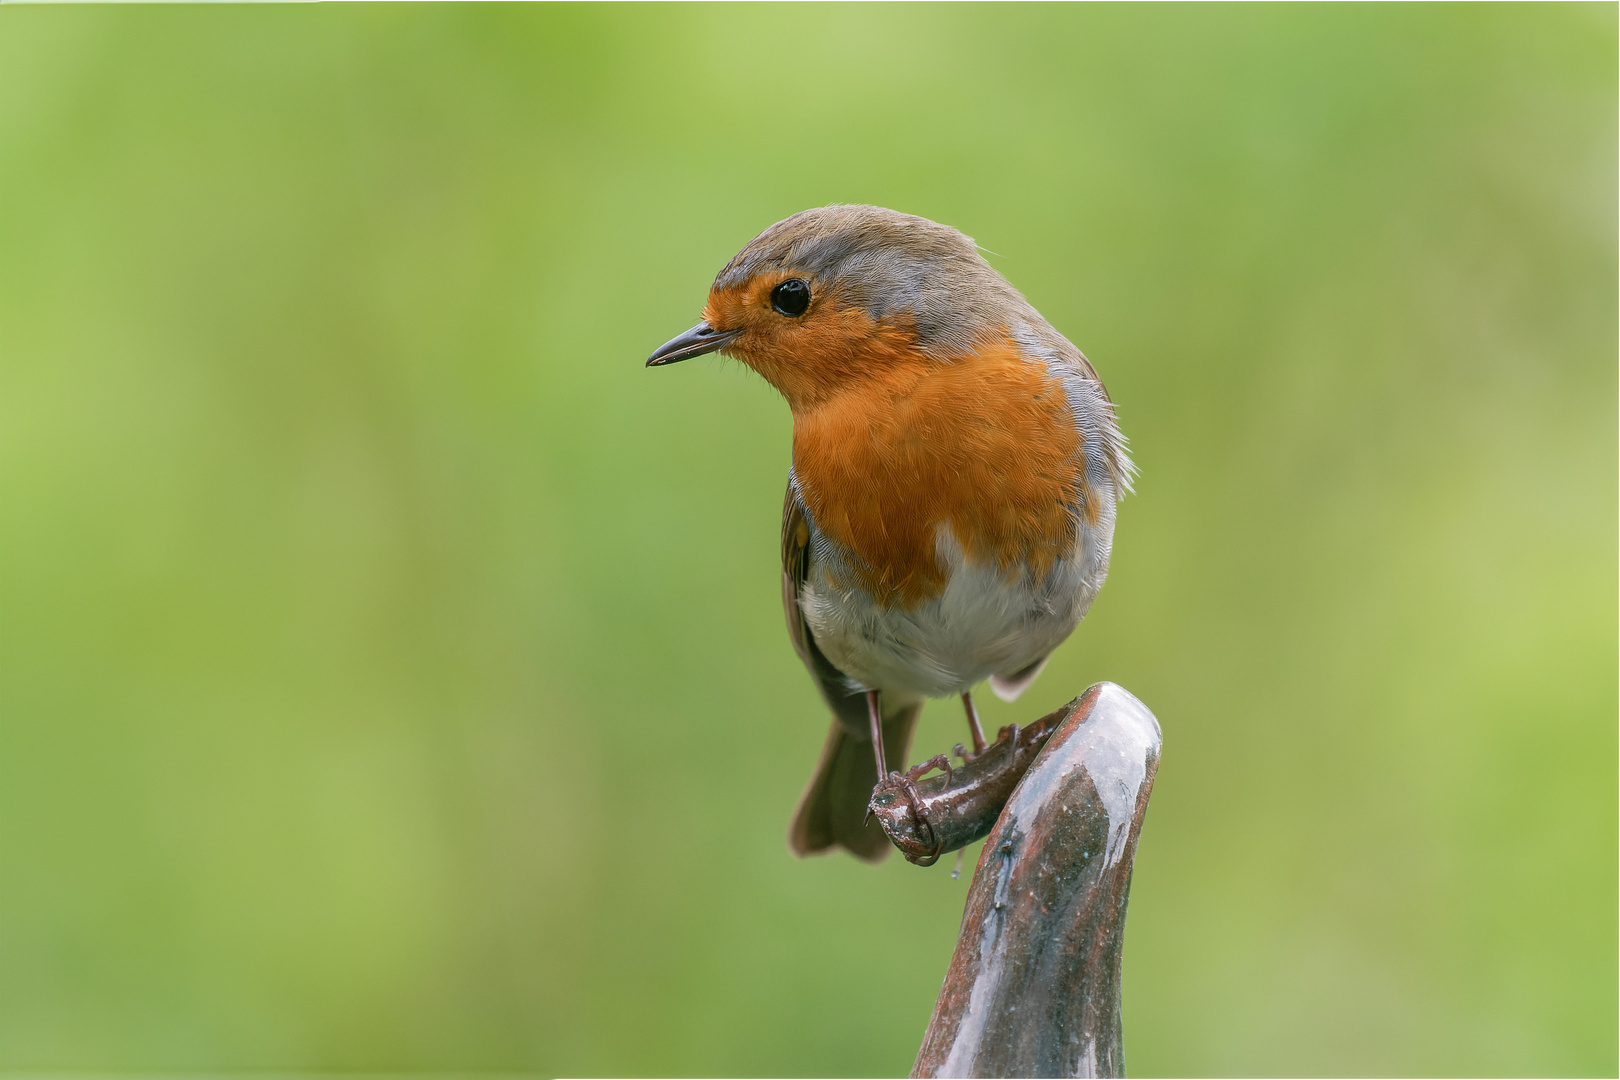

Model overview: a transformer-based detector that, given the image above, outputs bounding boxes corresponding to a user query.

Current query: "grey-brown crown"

[714,205,1037,357]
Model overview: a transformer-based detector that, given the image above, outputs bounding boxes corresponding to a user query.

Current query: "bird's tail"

[788,702,921,862]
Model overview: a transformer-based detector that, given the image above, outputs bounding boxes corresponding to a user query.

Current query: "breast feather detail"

[790,338,1088,610]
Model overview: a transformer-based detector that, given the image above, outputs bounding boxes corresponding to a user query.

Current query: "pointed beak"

[646,322,742,367]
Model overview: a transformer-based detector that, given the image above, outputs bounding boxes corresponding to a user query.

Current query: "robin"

[648,206,1133,861]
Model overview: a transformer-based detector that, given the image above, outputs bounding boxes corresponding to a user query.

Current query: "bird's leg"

[962,691,989,756]
[867,689,888,782]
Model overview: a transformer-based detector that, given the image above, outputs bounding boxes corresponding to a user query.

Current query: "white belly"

[798,514,1114,699]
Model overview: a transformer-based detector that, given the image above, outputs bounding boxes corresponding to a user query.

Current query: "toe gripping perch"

[868,707,1067,867]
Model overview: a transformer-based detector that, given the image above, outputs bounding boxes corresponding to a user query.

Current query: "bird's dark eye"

[770,278,811,317]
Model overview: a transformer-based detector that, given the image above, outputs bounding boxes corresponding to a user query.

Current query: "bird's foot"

[884,755,954,866]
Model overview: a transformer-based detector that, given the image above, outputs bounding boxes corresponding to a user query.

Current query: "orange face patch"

[704,277,930,411]
[790,335,1088,609]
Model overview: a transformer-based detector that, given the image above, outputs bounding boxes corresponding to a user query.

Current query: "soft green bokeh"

[2,4,1614,1076]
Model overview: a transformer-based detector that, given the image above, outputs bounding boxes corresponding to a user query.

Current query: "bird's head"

[648,206,1029,411]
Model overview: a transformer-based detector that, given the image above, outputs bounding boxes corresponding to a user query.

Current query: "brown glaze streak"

[708,281,1088,610]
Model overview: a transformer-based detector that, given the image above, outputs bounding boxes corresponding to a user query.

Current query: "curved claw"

[886,755,955,866]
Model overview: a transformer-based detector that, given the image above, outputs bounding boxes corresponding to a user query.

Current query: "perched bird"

[648,206,1133,861]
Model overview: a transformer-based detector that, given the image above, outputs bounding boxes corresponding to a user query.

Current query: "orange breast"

[792,337,1086,609]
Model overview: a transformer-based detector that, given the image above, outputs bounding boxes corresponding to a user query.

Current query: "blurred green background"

[1,4,1614,1076]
